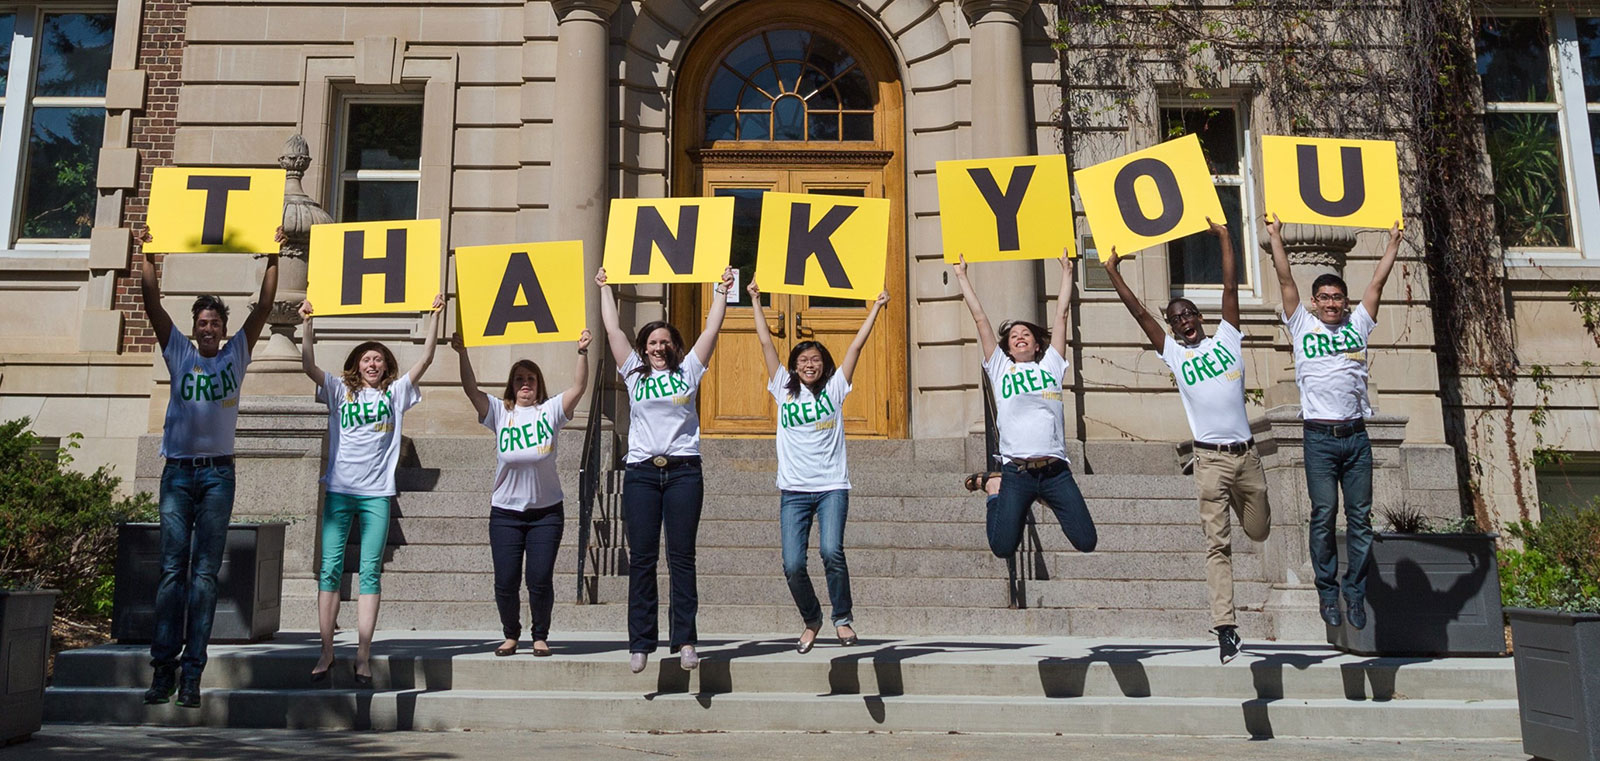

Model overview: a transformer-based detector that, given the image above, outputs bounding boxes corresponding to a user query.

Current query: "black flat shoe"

[353,667,374,689]
[532,644,552,657]
[310,668,331,686]
[495,643,518,657]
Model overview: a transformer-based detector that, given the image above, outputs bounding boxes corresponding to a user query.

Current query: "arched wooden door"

[672,0,907,438]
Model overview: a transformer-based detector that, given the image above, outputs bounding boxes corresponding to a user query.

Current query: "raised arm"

[1102,248,1167,353]
[691,266,736,366]
[1266,213,1300,316]
[449,333,491,423]
[1214,219,1241,329]
[297,300,322,385]
[747,281,783,379]
[405,293,447,385]
[136,229,175,349]
[561,329,593,420]
[1049,250,1075,356]
[840,290,889,383]
[950,256,999,360]
[1363,221,1403,319]
[595,268,633,367]
[240,227,286,354]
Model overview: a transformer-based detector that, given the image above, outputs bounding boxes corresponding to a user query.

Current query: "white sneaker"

[629,652,648,674]
[679,645,699,671]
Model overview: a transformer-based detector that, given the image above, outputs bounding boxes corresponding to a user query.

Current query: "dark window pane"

[746,66,781,100]
[1485,112,1573,246]
[738,112,769,140]
[808,111,840,141]
[1160,107,1239,174]
[1580,18,1600,101]
[810,83,840,109]
[1476,16,1554,103]
[797,65,832,100]
[804,35,857,79]
[705,112,736,142]
[1169,186,1243,287]
[739,76,773,108]
[765,29,810,63]
[0,14,15,91]
[35,13,114,98]
[1590,113,1600,194]
[804,188,868,308]
[341,180,419,223]
[707,30,870,143]
[773,95,805,140]
[841,112,873,140]
[707,66,741,110]
[344,102,422,171]
[836,70,872,110]
[723,35,768,76]
[775,62,802,94]
[713,187,769,307]
[18,107,104,239]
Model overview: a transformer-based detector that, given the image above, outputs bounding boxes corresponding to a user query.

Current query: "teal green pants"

[318,491,391,595]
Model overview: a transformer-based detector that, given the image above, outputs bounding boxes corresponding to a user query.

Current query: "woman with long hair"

[951,253,1097,562]
[749,282,888,652]
[299,294,444,687]
[596,265,735,673]
[449,328,592,658]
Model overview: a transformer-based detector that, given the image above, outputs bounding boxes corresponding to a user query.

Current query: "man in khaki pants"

[1103,220,1271,663]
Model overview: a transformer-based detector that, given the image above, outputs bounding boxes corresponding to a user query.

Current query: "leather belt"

[1303,420,1366,438]
[1193,439,1255,455]
[1011,457,1060,471]
[167,455,234,469]
[646,455,701,468]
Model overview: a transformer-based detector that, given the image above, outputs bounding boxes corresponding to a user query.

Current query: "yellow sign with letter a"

[145,167,286,254]
[936,154,1075,263]
[455,241,587,347]
[1261,136,1402,229]
[1075,134,1224,260]
[306,219,442,316]
[753,192,890,300]
[602,197,734,284]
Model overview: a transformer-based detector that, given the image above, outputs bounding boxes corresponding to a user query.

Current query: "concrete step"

[405,435,974,471]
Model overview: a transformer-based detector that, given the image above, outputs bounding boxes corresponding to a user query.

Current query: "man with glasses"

[1102,220,1269,663]
[1266,213,1403,631]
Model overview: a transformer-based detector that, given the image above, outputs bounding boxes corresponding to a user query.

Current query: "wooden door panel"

[699,175,789,436]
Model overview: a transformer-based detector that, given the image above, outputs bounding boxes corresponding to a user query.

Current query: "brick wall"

[115,0,189,353]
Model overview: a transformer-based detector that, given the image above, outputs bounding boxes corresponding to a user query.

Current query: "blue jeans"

[779,489,853,628]
[489,504,564,641]
[1304,427,1375,605]
[623,461,703,653]
[150,461,236,678]
[986,459,1097,557]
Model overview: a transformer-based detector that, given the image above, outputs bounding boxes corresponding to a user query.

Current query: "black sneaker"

[1346,597,1368,630]
[1319,600,1342,627]
[174,675,202,709]
[1214,626,1241,664]
[142,665,178,705]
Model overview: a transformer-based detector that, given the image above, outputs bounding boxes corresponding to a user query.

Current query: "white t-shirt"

[1283,303,1377,421]
[769,368,852,492]
[160,335,251,458]
[1159,321,1253,445]
[482,394,570,511]
[984,345,1070,463]
[620,351,706,463]
[317,372,421,497]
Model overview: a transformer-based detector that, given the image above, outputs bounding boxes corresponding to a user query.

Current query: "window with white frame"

[332,99,422,223]
[1159,104,1254,292]
[0,8,114,247]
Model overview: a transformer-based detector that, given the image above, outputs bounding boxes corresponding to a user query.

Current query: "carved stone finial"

[278,134,332,260]
[1261,223,1357,276]
[279,133,312,178]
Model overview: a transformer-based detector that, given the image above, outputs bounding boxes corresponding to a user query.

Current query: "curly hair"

[191,295,229,327]
[341,341,399,395]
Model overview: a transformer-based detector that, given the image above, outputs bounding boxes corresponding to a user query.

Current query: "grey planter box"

[112,522,285,643]
[0,589,57,745]
[1508,607,1600,761]
[1328,532,1505,656]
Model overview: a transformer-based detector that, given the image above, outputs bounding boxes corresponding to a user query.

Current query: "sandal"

[963,472,1001,492]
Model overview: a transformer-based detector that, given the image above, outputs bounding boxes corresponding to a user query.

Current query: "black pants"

[623,461,703,653]
[489,504,564,641]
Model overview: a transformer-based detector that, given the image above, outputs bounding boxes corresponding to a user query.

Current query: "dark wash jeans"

[1304,426,1375,605]
[986,459,1098,558]
[779,489,852,628]
[622,461,703,653]
[489,504,564,641]
[151,461,236,678]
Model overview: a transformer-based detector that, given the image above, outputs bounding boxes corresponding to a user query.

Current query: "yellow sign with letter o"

[753,192,890,300]
[936,154,1075,263]
[1262,135,1402,229]
[602,197,734,284]
[145,167,286,254]
[306,219,442,317]
[1075,134,1224,260]
[455,240,587,347]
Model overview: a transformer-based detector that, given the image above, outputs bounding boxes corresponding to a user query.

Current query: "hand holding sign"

[1261,136,1401,229]
[145,168,286,254]
[1075,134,1224,261]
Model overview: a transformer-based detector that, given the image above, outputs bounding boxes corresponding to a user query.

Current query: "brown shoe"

[963,472,1000,492]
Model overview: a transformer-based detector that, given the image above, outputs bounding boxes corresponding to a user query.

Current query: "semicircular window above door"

[702,29,876,142]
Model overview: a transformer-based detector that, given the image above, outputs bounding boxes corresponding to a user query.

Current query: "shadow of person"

[1366,550,1493,655]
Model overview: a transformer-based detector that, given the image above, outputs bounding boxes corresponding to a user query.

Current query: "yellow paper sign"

[1075,133,1225,260]
[936,154,1075,263]
[306,219,442,316]
[602,197,734,283]
[456,241,586,347]
[145,167,286,254]
[753,192,890,300]
[1262,136,1402,229]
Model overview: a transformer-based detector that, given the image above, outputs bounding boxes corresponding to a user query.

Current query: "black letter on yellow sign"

[187,175,252,245]
[1297,145,1366,218]
[785,203,853,289]
[342,228,408,305]
[631,206,699,276]
[967,165,1035,251]
[484,251,557,336]
[1112,158,1184,238]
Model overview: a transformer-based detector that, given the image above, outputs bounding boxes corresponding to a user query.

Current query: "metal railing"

[983,373,1042,610]
[573,334,614,605]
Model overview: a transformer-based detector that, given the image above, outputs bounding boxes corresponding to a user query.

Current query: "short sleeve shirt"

[1283,303,1377,421]
[620,351,706,463]
[984,345,1070,463]
[318,372,422,497]
[482,393,570,511]
[1158,321,1253,445]
[769,369,852,492]
[160,335,251,458]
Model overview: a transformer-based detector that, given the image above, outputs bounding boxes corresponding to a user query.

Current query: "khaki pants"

[1194,448,1272,627]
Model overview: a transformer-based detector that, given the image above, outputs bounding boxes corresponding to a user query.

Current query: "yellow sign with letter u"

[1262,136,1402,229]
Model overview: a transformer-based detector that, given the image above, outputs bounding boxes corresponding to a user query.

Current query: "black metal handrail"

[573,333,612,604]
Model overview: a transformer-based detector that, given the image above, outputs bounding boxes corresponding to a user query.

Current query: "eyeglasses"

[1166,310,1200,324]
[1313,292,1348,304]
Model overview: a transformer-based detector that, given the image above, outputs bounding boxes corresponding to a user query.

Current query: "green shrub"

[1498,502,1600,614]
[0,418,156,627]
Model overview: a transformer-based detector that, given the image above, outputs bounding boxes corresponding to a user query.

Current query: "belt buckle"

[651,455,669,468]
